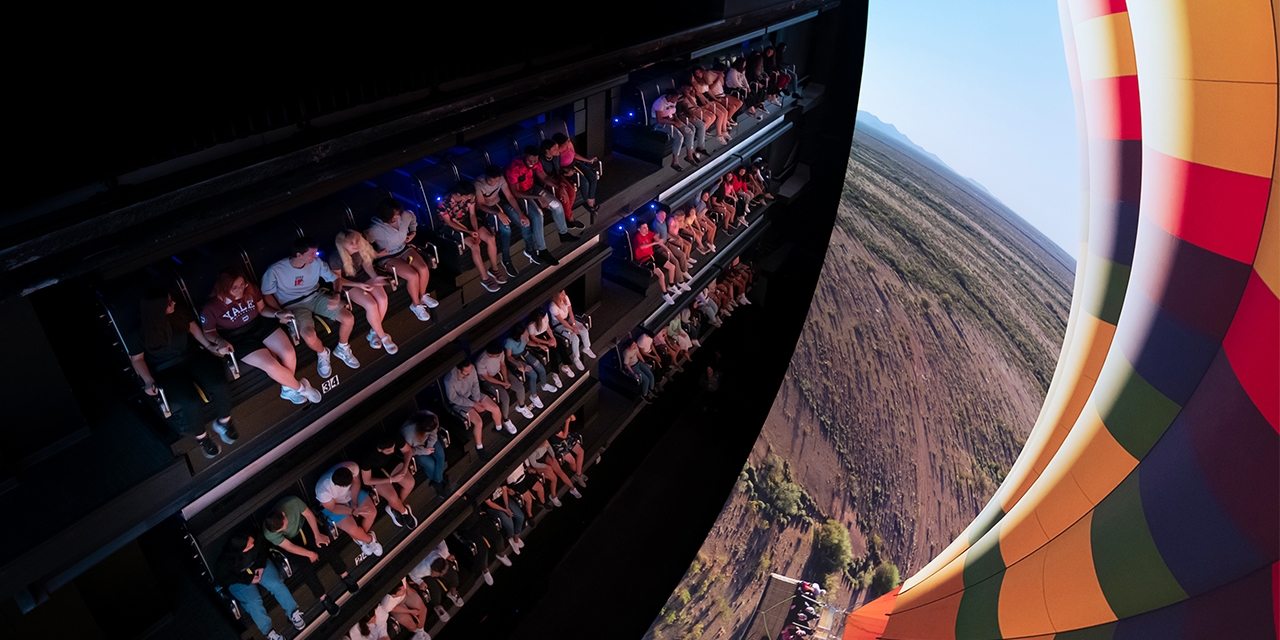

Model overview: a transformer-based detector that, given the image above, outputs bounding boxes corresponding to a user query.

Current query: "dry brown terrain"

[645,126,1074,640]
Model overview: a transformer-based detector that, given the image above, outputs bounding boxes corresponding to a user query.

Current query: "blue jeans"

[574,160,598,200]
[227,561,297,635]
[529,188,568,234]
[633,361,655,396]
[519,351,548,389]
[415,446,447,484]
[489,502,526,539]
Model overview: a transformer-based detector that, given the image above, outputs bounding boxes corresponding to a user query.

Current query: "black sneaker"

[539,250,560,266]
[567,220,586,229]
[476,446,492,462]
[212,418,238,444]
[322,597,341,616]
[523,249,542,265]
[342,575,360,595]
[696,147,710,156]
[404,506,419,529]
[502,260,520,279]
[197,435,221,459]
[559,232,577,244]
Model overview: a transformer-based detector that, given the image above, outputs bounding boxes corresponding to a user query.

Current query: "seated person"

[620,338,656,402]
[688,68,732,142]
[538,139,581,224]
[262,495,357,617]
[409,552,460,622]
[633,222,679,306]
[688,196,719,253]
[676,83,725,147]
[694,285,724,327]
[550,415,588,487]
[382,578,430,640]
[315,461,382,558]
[652,327,683,373]
[482,482,526,553]
[505,325,556,401]
[711,176,744,229]
[693,66,744,126]
[440,181,505,292]
[725,58,763,119]
[723,258,754,305]
[681,306,704,343]
[668,313,699,351]
[200,268,322,405]
[365,199,439,320]
[548,289,596,369]
[527,307,574,382]
[349,602,391,640]
[750,157,775,202]
[260,236,359,379]
[444,361,504,459]
[551,132,599,213]
[653,208,693,276]
[402,411,448,491]
[505,151,565,262]
[359,436,418,529]
[651,87,704,172]
[218,531,305,640]
[526,439,581,504]
[129,288,234,459]
[475,164,537,276]
[637,331,674,376]
[331,230,398,354]
[475,340,529,429]
[728,167,757,223]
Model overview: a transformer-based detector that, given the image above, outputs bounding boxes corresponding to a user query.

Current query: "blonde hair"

[335,230,377,278]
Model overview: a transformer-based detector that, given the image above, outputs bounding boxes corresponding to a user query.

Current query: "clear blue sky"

[858,0,1080,257]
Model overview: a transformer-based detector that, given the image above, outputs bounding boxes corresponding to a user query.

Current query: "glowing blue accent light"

[630,217,636,222]
[649,202,657,209]
[613,117,620,123]
[617,225,623,231]
[171,256,183,264]
[436,196,443,202]
[628,112,634,118]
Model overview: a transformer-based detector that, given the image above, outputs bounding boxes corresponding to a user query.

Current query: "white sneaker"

[687,257,697,265]
[503,420,517,435]
[663,293,676,305]
[573,357,585,371]
[424,295,440,308]
[368,532,383,556]
[709,244,717,252]
[483,570,494,585]
[692,339,702,348]
[267,632,285,640]
[516,405,534,419]
[582,347,597,359]
[531,395,544,409]
[551,373,564,388]
[447,592,465,607]
[542,383,558,393]
[367,329,382,350]
[679,282,692,292]
[550,496,563,507]
[434,606,451,623]
[497,554,513,566]
[298,379,322,403]
[333,343,360,369]
[560,364,575,379]
[317,348,332,378]
[410,304,430,321]
[509,539,522,555]
[511,537,525,550]
[412,630,431,640]
[381,334,399,355]
[570,487,582,499]
[290,609,306,630]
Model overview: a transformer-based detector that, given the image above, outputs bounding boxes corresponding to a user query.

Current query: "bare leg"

[336,515,372,544]
[383,257,421,305]
[241,349,302,389]
[349,288,386,338]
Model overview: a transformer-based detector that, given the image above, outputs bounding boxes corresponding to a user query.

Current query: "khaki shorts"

[285,292,342,335]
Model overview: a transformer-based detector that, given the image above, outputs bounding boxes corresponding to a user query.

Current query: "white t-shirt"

[348,603,389,640]
[315,461,360,505]
[651,95,677,122]
[381,588,407,613]
[261,257,337,304]
[409,540,451,582]
[527,314,552,337]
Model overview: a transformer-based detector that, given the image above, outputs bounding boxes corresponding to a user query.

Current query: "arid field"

[644,124,1074,639]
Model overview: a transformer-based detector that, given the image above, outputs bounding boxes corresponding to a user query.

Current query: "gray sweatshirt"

[444,368,484,408]
[366,214,417,256]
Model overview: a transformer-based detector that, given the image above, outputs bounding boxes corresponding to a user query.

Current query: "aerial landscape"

[644,116,1076,639]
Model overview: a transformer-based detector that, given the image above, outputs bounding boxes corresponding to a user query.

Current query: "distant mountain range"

[854,111,995,199]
